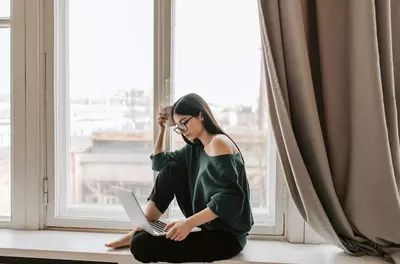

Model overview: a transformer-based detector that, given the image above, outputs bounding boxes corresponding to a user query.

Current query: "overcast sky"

[68,0,262,107]
[1,0,263,107]
[0,0,10,18]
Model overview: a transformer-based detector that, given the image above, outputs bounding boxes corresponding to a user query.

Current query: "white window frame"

[0,0,45,231]
[43,0,170,230]
[41,0,287,237]
[0,0,13,228]
[0,0,26,230]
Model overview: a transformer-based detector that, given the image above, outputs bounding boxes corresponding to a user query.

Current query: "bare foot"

[105,201,160,249]
[105,229,139,249]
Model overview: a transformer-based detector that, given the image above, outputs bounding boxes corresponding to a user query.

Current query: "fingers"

[157,116,166,123]
[168,229,180,241]
[164,222,176,231]
[166,229,172,239]
[158,105,169,117]
[172,232,186,241]
[156,113,167,126]
[175,233,186,241]
[166,227,177,239]
[158,110,168,118]
[157,107,169,123]
[158,105,165,114]
[166,227,187,241]
[158,107,165,114]
[157,115,167,122]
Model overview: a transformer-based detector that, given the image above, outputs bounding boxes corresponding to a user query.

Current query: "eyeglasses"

[173,116,194,135]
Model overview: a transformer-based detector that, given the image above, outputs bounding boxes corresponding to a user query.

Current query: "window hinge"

[164,77,171,99]
[43,179,48,205]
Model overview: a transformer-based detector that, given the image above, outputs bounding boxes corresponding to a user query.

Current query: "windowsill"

[0,229,388,264]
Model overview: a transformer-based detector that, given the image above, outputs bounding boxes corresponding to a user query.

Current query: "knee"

[130,231,153,263]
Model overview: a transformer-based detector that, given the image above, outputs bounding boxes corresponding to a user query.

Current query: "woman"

[105,93,254,263]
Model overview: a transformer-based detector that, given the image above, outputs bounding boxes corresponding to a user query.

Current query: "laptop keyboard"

[149,220,167,233]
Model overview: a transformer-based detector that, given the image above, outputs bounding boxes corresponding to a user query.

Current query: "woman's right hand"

[157,105,169,129]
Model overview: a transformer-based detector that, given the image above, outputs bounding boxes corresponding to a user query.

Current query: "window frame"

[0,0,47,230]
[41,0,286,237]
[0,1,13,228]
[45,0,73,227]
[0,0,25,229]
[44,0,173,230]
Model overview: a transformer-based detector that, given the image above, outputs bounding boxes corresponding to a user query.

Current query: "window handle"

[164,78,171,99]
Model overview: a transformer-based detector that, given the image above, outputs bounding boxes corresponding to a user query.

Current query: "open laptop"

[113,186,201,236]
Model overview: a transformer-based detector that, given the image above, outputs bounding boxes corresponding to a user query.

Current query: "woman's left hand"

[165,220,193,241]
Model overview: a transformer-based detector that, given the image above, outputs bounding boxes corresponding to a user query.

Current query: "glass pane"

[0,0,10,18]
[172,0,275,225]
[59,0,154,217]
[0,28,11,219]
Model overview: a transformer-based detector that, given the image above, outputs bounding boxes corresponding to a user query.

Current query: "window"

[170,0,283,234]
[46,0,284,235]
[0,0,11,222]
[47,0,154,227]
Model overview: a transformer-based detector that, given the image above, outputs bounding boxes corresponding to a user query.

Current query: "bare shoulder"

[208,134,239,156]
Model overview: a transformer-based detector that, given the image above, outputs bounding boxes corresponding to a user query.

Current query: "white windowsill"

[0,229,387,264]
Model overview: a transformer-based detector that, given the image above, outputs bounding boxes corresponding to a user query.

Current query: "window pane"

[57,0,154,218]
[0,28,11,219]
[0,0,10,18]
[172,0,275,225]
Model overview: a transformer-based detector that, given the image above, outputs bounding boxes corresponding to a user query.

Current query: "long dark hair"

[171,93,244,163]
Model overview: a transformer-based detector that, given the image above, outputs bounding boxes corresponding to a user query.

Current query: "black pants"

[130,161,242,263]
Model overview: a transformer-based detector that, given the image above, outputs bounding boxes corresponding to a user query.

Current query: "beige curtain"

[258,0,400,262]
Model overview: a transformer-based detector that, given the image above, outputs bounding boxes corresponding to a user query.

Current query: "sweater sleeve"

[206,156,247,228]
[150,144,190,172]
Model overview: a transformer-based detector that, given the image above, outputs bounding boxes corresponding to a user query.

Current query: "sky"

[68,0,262,107]
[0,0,10,18]
[1,0,263,108]
[0,29,10,97]
[0,0,10,98]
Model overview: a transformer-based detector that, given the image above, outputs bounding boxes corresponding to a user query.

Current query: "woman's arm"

[165,208,218,241]
[150,106,190,171]
[185,207,218,227]
[186,135,240,228]
[203,135,248,227]
[152,127,166,156]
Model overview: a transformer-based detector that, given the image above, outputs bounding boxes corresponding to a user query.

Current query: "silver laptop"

[113,186,201,236]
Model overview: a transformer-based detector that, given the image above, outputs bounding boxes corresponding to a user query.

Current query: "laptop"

[113,186,201,236]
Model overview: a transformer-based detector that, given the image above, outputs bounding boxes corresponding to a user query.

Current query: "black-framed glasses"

[173,116,194,135]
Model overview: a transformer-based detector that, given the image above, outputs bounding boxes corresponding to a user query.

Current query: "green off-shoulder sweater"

[150,142,254,249]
